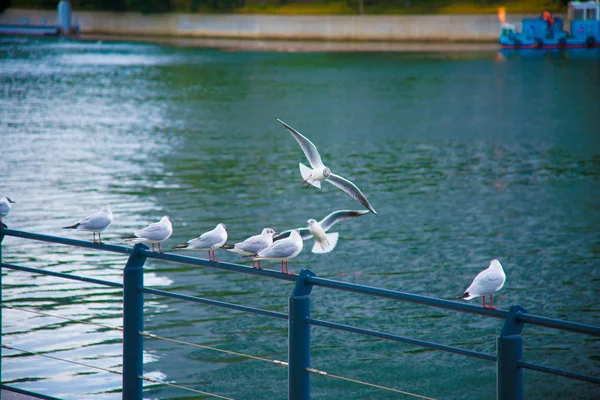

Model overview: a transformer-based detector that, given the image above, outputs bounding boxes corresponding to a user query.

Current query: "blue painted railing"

[1,225,599,399]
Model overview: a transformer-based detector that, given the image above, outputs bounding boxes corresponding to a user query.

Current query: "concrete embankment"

[0,8,538,43]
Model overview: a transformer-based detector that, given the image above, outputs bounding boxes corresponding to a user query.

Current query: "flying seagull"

[457,259,506,309]
[63,205,113,244]
[277,118,377,214]
[172,223,228,262]
[274,209,369,253]
[223,227,278,269]
[124,216,173,253]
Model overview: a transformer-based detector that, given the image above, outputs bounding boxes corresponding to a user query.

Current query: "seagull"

[62,205,113,244]
[457,259,506,309]
[124,216,173,253]
[0,197,15,225]
[277,118,377,215]
[274,209,369,254]
[250,229,303,275]
[223,227,278,269]
[172,223,228,262]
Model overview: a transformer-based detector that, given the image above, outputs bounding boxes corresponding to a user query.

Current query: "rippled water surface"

[1,37,599,399]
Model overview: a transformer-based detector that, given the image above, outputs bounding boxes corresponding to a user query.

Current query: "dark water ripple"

[1,36,599,399]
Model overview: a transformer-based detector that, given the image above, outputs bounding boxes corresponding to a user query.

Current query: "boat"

[498,1,600,49]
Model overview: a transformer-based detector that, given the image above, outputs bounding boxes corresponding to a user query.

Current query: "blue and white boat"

[499,1,600,49]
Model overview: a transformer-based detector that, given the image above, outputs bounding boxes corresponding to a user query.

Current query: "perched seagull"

[0,197,15,225]
[124,216,173,253]
[274,209,369,254]
[172,223,228,262]
[224,227,278,269]
[250,229,303,275]
[277,118,377,215]
[458,259,506,309]
[62,205,113,244]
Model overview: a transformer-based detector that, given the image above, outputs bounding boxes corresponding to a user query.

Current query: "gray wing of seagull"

[189,228,225,249]
[277,119,324,169]
[326,173,377,215]
[257,238,299,259]
[135,223,168,241]
[234,235,269,254]
[76,212,112,231]
[273,227,311,242]
[319,209,370,231]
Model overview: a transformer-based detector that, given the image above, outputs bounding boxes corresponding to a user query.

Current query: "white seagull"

[277,118,377,215]
[224,227,278,269]
[274,209,369,254]
[63,205,113,244]
[0,197,15,225]
[173,223,228,262]
[251,229,303,275]
[458,259,506,309]
[124,216,173,253]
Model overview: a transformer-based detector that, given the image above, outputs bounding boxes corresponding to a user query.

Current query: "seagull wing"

[258,239,298,259]
[326,173,377,215]
[273,227,311,242]
[277,119,324,169]
[79,212,112,230]
[466,268,505,295]
[136,222,166,240]
[318,209,370,232]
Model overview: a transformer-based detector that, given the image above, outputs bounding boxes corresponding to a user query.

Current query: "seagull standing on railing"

[62,205,113,244]
[250,229,304,275]
[277,118,377,215]
[274,209,369,254]
[0,196,15,225]
[223,227,278,269]
[124,216,173,253]
[172,223,228,262]
[457,259,506,309]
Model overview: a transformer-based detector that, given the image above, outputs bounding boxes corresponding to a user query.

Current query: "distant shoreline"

[80,34,501,53]
[0,8,528,45]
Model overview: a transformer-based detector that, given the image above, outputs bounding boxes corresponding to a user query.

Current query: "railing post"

[497,305,526,400]
[288,269,315,400]
[122,243,148,400]
[0,223,5,383]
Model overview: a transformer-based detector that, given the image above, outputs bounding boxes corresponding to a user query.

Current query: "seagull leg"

[98,232,103,244]
[301,174,313,187]
[92,232,96,243]
[257,260,262,270]
[158,242,162,253]
[152,243,155,252]
[212,250,218,262]
[482,296,487,308]
[281,260,285,274]
[489,295,496,310]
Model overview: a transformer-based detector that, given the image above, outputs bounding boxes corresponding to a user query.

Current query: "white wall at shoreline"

[1,8,545,42]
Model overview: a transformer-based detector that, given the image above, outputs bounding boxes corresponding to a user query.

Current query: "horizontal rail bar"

[0,384,62,400]
[1,263,123,288]
[519,361,600,384]
[1,228,132,255]
[306,276,508,319]
[142,287,288,320]
[140,250,298,282]
[307,317,496,362]
[516,312,600,337]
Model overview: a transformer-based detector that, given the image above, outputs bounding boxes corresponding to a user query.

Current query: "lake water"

[1,36,599,399]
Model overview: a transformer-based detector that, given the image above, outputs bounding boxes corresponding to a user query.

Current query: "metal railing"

[1,225,599,400]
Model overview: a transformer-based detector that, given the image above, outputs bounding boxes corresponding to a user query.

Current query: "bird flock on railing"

[1,119,505,308]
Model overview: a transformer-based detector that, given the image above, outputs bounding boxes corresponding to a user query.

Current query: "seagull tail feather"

[63,223,80,229]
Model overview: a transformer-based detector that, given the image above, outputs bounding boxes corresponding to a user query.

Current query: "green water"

[1,37,599,399]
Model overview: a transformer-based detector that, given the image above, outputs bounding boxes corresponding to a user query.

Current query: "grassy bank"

[9,0,567,15]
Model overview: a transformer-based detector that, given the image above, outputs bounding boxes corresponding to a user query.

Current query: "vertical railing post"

[122,243,148,400]
[0,223,6,383]
[288,269,315,400]
[497,305,526,400]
